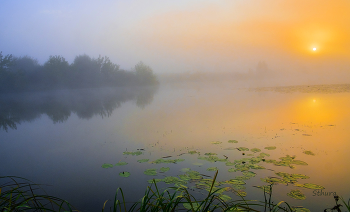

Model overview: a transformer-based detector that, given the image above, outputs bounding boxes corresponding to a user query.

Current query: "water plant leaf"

[123,151,142,156]
[101,163,113,168]
[147,179,162,184]
[183,202,201,210]
[237,147,249,151]
[259,153,270,157]
[287,189,306,200]
[225,162,235,166]
[115,162,128,166]
[204,152,217,156]
[178,174,191,181]
[211,141,222,144]
[293,208,311,212]
[242,171,256,178]
[144,168,157,176]
[261,177,284,185]
[219,194,232,202]
[119,172,130,177]
[188,151,199,154]
[250,148,261,153]
[295,183,325,189]
[137,159,149,163]
[234,190,247,197]
[151,158,185,164]
[186,170,202,180]
[290,160,308,165]
[264,146,276,150]
[303,151,315,156]
[226,179,246,185]
[181,168,191,172]
[228,140,238,143]
[160,167,170,172]
[207,167,218,171]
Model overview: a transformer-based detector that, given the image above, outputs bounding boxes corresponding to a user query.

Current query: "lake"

[1,82,350,211]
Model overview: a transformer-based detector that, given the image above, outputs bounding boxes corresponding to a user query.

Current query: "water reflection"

[0,86,158,131]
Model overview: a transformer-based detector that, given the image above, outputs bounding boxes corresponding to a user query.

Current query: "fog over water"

[1,1,350,211]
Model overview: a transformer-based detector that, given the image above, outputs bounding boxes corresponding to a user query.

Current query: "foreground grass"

[1,173,349,212]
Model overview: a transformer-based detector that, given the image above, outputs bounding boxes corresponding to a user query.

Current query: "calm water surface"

[1,83,350,211]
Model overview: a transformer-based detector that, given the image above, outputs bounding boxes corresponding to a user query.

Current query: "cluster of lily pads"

[101,140,322,202]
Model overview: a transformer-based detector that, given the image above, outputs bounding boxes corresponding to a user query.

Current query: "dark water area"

[1,82,350,211]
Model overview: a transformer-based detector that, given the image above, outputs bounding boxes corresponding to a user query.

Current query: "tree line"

[0,52,159,93]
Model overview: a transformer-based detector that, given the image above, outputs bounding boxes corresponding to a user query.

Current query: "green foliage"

[0,176,73,211]
[0,52,159,93]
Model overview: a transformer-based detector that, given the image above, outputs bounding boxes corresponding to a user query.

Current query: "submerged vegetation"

[0,51,159,93]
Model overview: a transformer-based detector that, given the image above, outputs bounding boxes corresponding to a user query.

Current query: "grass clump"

[0,176,73,212]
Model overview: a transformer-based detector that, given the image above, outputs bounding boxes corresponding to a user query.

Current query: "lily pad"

[293,208,311,212]
[119,171,130,177]
[250,148,261,153]
[160,167,170,172]
[264,146,276,150]
[188,151,199,154]
[237,147,249,151]
[253,185,271,194]
[181,168,191,172]
[147,179,163,184]
[207,167,218,171]
[234,190,247,197]
[101,163,114,168]
[115,162,128,166]
[137,159,149,163]
[179,174,191,181]
[295,183,325,190]
[204,152,217,156]
[287,189,306,200]
[219,194,232,202]
[151,158,185,164]
[290,160,308,165]
[228,140,238,143]
[123,151,142,156]
[226,179,246,185]
[225,162,236,166]
[183,202,201,210]
[211,141,222,144]
[303,151,315,156]
[144,168,157,176]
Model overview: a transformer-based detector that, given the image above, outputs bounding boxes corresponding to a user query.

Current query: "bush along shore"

[0,52,159,93]
[2,174,349,212]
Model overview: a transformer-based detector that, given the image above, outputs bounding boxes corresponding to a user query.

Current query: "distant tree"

[134,61,158,86]
[71,54,101,87]
[43,55,70,88]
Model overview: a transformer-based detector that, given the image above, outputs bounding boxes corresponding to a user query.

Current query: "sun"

[313,47,317,51]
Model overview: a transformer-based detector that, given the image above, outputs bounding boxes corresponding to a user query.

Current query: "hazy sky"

[1,0,349,77]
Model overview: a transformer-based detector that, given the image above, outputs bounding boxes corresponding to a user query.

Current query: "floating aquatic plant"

[151,158,185,164]
[188,151,199,154]
[253,185,271,194]
[225,162,235,166]
[219,194,231,202]
[204,152,217,156]
[181,168,191,172]
[183,202,201,210]
[101,163,114,168]
[211,141,222,144]
[160,167,170,172]
[198,155,227,163]
[115,162,128,166]
[147,178,162,184]
[237,147,249,151]
[287,189,306,200]
[144,168,157,176]
[206,167,218,171]
[295,183,325,190]
[303,150,315,156]
[250,148,261,153]
[178,174,191,181]
[228,140,238,143]
[264,146,276,150]
[137,159,149,163]
[123,151,142,156]
[119,171,130,177]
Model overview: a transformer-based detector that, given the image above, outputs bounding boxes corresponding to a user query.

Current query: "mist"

[1,0,349,87]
